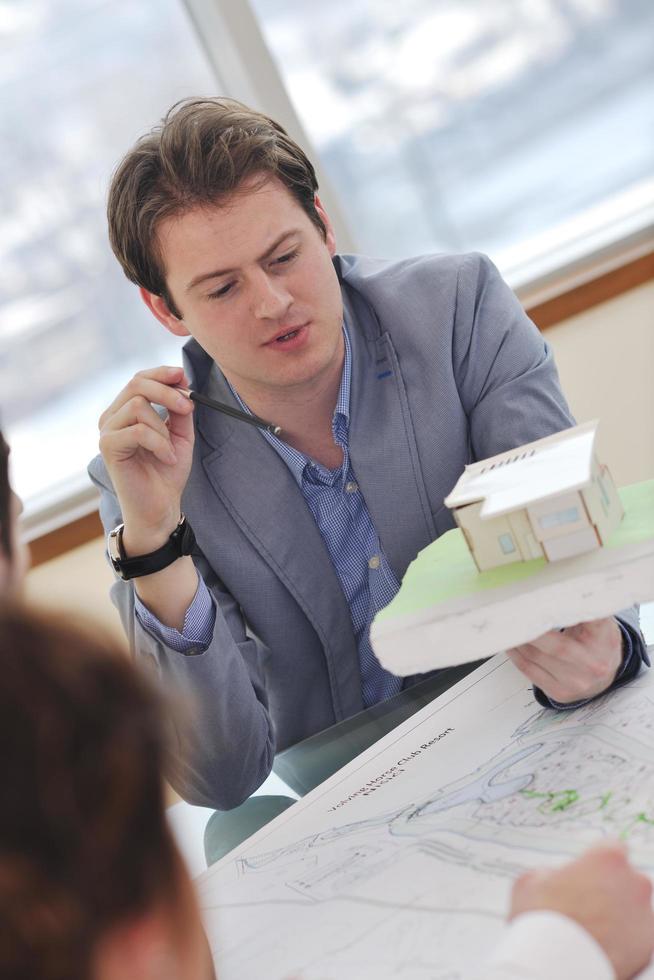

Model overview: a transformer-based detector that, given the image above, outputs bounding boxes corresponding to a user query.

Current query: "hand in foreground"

[98,366,195,553]
[507,617,623,704]
[510,842,654,980]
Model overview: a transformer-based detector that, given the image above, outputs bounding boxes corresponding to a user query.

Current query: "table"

[203,658,485,864]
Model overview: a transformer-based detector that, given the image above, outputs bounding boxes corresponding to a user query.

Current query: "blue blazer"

[89,252,644,808]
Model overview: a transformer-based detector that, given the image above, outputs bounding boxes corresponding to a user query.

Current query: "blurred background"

[1,0,653,527]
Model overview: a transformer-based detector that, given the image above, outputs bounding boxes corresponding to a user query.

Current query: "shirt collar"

[334,321,352,426]
[226,321,352,485]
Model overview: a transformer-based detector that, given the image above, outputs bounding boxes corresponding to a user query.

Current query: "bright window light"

[251,0,654,278]
[1,0,219,520]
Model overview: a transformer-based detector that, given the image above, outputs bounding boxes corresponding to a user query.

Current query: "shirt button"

[345,481,359,493]
[368,555,381,569]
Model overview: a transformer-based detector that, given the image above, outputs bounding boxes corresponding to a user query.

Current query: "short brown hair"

[0,604,180,980]
[107,97,325,317]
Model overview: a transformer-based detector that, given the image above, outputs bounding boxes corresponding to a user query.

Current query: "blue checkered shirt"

[135,324,403,706]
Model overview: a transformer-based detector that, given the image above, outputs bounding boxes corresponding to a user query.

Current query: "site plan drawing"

[197,641,654,979]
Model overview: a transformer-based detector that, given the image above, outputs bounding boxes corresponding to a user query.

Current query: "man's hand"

[98,366,195,554]
[98,366,199,628]
[510,842,654,980]
[507,617,623,704]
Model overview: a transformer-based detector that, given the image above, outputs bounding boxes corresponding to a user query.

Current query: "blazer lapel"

[345,287,436,581]
[192,363,363,719]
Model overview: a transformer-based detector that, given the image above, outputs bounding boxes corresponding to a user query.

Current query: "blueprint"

[197,654,654,979]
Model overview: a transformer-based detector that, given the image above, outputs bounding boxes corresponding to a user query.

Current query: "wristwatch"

[107,514,196,581]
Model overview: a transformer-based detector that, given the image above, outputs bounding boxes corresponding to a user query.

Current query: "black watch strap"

[108,515,196,581]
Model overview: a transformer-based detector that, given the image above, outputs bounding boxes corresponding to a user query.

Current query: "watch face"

[107,525,124,566]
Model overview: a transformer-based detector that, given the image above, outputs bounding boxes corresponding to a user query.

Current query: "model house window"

[538,507,581,530]
[498,533,516,555]
[597,474,612,511]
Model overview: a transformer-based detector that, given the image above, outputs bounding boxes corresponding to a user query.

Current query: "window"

[6,0,652,534]
[251,0,653,283]
[1,0,219,522]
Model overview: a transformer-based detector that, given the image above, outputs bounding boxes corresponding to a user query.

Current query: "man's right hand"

[98,365,200,629]
[98,365,195,556]
[509,841,654,980]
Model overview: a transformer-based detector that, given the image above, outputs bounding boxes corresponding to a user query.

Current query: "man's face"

[147,177,345,403]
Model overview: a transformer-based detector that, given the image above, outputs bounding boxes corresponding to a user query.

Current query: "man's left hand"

[507,617,623,704]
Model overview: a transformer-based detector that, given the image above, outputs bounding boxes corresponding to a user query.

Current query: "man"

[90,98,647,812]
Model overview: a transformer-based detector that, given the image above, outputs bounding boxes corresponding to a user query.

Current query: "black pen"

[177,388,282,437]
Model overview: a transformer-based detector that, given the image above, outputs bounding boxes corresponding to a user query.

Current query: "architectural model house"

[444,421,623,571]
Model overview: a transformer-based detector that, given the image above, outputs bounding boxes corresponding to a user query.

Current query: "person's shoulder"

[336,251,496,297]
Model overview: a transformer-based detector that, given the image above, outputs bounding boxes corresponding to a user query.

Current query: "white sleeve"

[474,911,615,980]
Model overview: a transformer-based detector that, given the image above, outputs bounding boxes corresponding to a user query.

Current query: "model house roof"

[444,421,598,520]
